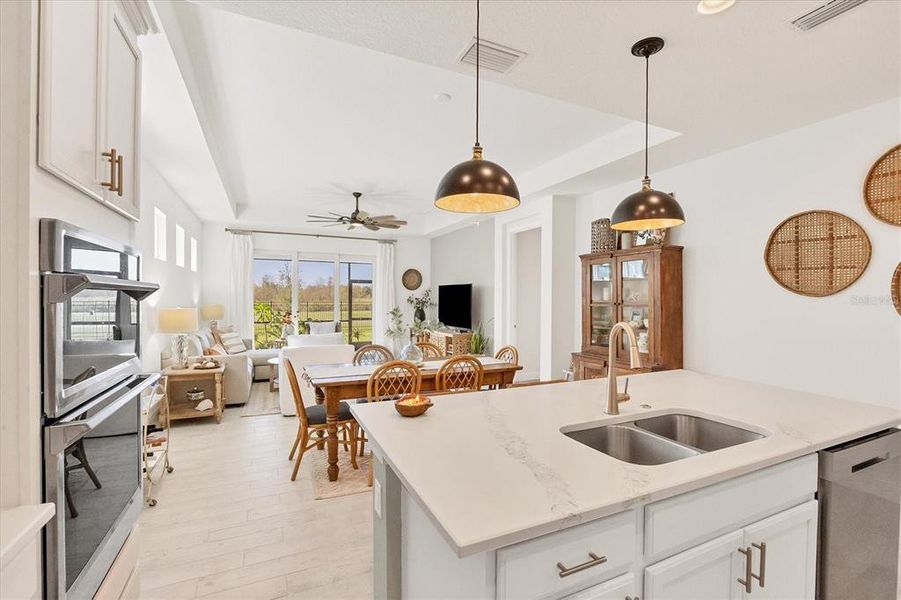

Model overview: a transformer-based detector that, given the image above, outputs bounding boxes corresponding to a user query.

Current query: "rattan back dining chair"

[284,359,357,481]
[358,360,422,486]
[495,345,519,365]
[416,342,443,359]
[436,355,484,393]
[353,344,394,366]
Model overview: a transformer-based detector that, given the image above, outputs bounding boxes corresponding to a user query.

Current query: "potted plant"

[469,321,491,356]
[386,306,407,356]
[406,290,434,324]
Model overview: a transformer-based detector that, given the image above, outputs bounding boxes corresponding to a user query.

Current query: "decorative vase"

[414,307,426,323]
[591,218,617,252]
[399,332,424,365]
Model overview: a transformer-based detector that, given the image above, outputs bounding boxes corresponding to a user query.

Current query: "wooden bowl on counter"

[394,394,433,418]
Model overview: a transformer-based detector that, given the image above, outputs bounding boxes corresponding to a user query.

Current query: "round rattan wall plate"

[892,263,901,316]
[864,144,901,226]
[402,268,422,291]
[764,210,871,297]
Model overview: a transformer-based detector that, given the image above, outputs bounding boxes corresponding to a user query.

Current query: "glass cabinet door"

[588,260,614,348]
[618,257,651,360]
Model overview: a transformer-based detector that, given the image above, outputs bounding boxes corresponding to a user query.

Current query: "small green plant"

[469,321,490,355]
[386,306,406,340]
[352,328,361,343]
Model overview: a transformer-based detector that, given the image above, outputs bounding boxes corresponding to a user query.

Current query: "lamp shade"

[611,181,685,231]
[434,147,520,213]
[158,307,199,333]
[200,304,224,320]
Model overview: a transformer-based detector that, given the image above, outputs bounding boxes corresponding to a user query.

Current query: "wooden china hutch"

[572,245,683,380]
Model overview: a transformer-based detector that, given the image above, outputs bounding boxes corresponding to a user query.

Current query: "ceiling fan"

[306,192,407,231]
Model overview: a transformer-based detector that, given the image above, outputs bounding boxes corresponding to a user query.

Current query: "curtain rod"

[225,227,396,244]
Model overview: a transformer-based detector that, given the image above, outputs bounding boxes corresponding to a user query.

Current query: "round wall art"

[764,210,871,297]
[402,268,423,291]
[864,144,901,226]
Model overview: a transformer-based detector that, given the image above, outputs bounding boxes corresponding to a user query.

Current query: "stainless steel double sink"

[563,413,764,465]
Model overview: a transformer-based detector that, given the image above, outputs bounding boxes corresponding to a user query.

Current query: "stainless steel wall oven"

[40,219,159,599]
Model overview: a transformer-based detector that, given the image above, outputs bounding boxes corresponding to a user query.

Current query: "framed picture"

[630,309,643,322]
[633,228,667,246]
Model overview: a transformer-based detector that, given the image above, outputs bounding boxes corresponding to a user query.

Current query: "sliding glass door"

[252,255,373,349]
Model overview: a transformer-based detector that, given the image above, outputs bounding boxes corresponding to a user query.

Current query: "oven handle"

[47,373,159,455]
[43,272,160,303]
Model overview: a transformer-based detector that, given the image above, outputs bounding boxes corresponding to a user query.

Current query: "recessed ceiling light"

[434,92,452,103]
[697,0,736,15]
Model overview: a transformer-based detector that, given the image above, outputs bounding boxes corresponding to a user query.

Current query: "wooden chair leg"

[341,425,349,452]
[288,423,303,460]
[349,423,358,470]
[359,429,366,457]
[367,452,374,487]
[291,428,310,481]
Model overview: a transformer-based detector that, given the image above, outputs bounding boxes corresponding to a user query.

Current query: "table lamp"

[200,304,224,331]
[159,307,199,369]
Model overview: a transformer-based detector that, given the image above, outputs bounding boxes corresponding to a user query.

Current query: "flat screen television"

[437,284,472,330]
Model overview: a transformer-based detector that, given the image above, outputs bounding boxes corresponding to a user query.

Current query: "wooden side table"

[162,365,225,424]
[267,356,280,392]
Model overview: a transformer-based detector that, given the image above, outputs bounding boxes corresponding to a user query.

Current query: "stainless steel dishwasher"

[817,428,900,599]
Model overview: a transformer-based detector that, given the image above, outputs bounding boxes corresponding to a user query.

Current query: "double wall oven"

[40,220,160,599]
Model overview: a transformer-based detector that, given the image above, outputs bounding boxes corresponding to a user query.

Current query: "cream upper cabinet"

[102,0,142,219]
[38,0,104,201]
[38,0,150,221]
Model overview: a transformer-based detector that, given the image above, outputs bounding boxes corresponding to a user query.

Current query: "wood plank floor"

[139,392,373,599]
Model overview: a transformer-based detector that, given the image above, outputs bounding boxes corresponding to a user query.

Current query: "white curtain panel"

[373,241,396,345]
[229,232,255,341]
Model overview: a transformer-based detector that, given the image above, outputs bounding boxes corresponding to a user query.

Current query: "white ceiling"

[154,0,900,236]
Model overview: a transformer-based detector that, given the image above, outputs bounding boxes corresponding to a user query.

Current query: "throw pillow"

[309,321,337,335]
[212,324,235,346]
[218,331,247,355]
[208,344,227,356]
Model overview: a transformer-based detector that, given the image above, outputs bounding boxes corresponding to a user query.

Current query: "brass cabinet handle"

[115,153,124,197]
[101,148,119,192]
[752,541,766,588]
[556,552,607,578]
[737,546,753,593]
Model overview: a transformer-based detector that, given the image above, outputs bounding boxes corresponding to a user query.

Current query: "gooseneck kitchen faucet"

[605,322,642,415]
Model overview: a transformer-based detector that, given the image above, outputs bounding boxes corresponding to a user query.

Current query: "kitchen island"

[351,370,900,600]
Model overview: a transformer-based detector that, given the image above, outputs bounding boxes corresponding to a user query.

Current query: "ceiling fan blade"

[307,214,339,220]
[363,223,380,231]
[377,220,407,226]
[307,220,340,224]
[367,215,398,221]
[329,212,348,218]
[375,223,401,229]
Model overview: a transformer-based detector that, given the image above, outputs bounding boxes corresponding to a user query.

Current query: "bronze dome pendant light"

[611,37,685,231]
[434,0,520,213]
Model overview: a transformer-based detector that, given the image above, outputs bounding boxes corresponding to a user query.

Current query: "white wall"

[201,223,431,337]
[575,99,901,408]
[514,228,541,379]
[430,221,495,343]
[139,162,204,370]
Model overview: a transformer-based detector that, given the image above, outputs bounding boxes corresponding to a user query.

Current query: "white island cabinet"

[351,370,900,600]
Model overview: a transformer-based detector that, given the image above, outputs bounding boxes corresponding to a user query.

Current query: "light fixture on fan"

[434,0,519,214]
[611,37,685,232]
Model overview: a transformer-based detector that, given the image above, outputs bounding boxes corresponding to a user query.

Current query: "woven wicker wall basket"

[864,144,901,226]
[892,263,901,316]
[764,210,871,297]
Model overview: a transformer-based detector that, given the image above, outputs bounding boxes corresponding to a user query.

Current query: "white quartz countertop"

[350,370,900,557]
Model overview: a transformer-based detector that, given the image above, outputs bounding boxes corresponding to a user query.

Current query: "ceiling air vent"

[459,38,526,74]
[790,0,868,31]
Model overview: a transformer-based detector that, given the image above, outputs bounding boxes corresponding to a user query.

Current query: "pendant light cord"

[644,54,649,180]
[475,0,480,147]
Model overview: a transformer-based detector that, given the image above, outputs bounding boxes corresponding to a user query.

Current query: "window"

[253,258,292,349]
[175,225,185,267]
[190,237,198,272]
[153,208,167,261]
[252,255,374,349]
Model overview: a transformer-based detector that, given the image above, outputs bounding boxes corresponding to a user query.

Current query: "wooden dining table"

[304,357,522,481]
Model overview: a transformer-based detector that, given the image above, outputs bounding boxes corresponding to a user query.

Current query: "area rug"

[310,448,373,500]
[240,383,281,417]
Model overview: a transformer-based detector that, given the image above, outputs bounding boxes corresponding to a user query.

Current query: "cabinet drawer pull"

[556,552,607,578]
[737,546,752,593]
[101,148,119,192]
[115,153,124,197]
[752,541,766,588]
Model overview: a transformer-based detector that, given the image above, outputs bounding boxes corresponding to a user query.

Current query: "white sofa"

[278,344,356,416]
[286,332,345,347]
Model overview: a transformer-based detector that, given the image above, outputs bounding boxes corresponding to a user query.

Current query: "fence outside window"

[253,300,373,349]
